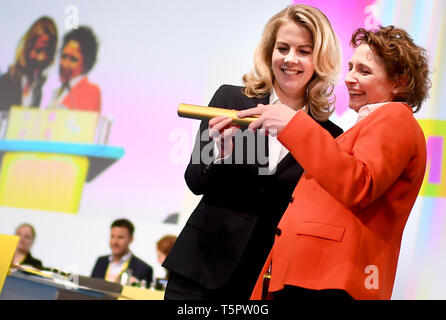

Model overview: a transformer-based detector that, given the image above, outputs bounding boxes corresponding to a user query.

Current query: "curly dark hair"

[350,25,431,113]
[62,26,99,74]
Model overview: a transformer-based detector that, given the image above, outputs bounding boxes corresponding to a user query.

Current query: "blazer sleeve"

[130,257,153,287]
[278,103,424,208]
[23,253,43,270]
[92,84,101,113]
[184,85,231,195]
[91,257,107,278]
[142,265,153,287]
[81,82,101,113]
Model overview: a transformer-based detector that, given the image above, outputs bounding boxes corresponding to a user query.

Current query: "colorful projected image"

[48,26,101,113]
[0,17,58,112]
[0,0,445,299]
[0,13,123,214]
[0,16,101,113]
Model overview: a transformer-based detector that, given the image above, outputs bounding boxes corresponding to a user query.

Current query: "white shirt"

[21,75,40,107]
[106,251,132,282]
[47,75,84,109]
[356,102,388,123]
[267,89,290,173]
[214,88,295,174]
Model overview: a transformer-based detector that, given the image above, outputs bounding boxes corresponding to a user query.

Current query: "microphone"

[177,103,259,126]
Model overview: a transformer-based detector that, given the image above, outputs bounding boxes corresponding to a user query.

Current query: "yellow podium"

[0,107,124,213]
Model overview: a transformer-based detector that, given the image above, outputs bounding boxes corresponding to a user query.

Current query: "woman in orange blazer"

[239,26,431,300]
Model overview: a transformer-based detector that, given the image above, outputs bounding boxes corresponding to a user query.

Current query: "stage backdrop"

[0,0,445,299]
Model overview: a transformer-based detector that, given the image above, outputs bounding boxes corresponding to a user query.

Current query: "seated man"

[91,218,153,287]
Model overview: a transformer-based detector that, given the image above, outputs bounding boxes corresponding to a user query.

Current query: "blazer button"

[276,228,282,236]
[289,195,294,203]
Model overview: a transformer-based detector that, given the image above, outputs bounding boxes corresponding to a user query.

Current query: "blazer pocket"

[186,208,223,236]
[296,221,345,242]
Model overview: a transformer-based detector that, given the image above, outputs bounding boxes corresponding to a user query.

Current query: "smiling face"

[271,21,315,103]
[59,40,84,84]
[27,33,51,72]
[346,44,397,112]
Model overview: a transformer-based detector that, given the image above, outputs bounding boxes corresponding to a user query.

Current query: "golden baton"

[177,103,259,126]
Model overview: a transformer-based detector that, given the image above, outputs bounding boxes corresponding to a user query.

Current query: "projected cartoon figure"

[49,26,101,113]
[0,16,58,111]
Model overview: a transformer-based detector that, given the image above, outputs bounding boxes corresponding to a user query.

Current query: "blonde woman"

[0,16,58,111]
[163,4,343,300]
[13,223,43,269]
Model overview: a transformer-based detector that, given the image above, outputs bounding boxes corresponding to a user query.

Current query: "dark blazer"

[21,252,43,270]
[163,85,343,297]
[91,254,153,287]
[0,70,45,111]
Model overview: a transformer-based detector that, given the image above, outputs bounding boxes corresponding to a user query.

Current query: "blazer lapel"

[274,151,295,174]
[273,109,313,175]
[255,95,270,166]
[127,255,134,272]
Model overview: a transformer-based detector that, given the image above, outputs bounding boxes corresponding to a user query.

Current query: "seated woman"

[154,234,177,290]
[156,234,177,278]
[13,223,43,270]
[240,25,431,300]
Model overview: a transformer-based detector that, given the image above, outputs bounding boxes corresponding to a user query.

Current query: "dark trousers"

[272,285,354,301]
[164,234,270,300]
[164,270,257,300]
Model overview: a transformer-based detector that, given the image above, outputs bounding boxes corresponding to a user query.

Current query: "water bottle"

[120,268,132,286]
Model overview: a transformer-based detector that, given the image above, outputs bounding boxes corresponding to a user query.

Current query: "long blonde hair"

[10,16,58,78]
[243,4,341,121]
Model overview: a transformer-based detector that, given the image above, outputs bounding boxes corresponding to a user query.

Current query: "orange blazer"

[62,76,101,113]
[251,102,426,300]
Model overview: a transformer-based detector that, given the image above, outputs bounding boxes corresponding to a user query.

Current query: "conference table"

[0,270,164,300]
